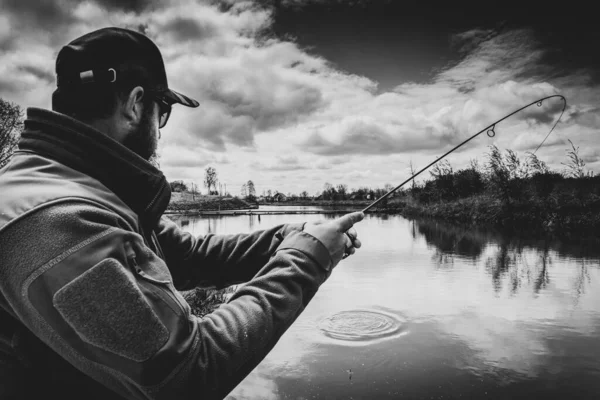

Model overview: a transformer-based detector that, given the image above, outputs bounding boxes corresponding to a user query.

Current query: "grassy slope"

[167,192,257,213]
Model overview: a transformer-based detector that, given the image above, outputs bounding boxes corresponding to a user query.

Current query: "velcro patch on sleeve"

[53,258,169,362]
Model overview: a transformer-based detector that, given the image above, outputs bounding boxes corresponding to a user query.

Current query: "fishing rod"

[361,94,567,213]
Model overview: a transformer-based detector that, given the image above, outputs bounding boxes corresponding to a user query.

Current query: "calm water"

[170,208,600,399]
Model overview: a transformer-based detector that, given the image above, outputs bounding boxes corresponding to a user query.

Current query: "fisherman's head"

[51,27,199,161]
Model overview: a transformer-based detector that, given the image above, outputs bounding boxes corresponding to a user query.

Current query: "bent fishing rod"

[361,94,567,213]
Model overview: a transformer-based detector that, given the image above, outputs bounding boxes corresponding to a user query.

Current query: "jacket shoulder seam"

[0,197,136,235]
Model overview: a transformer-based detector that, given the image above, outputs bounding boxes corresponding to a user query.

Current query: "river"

[169,206,600,399]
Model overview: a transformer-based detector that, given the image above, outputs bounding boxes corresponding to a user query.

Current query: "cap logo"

[79,70,94,83]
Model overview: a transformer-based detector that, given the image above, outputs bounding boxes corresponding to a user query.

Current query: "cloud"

[304,119,453,156]
[277,0,380,8]
[1,0,76,31]
[17,64,55,84]
[91,0,159,13]
[249,156,309,171]
[160,145,230,169]
[450,28,496,55]
[1,1,599,193]
[163,16,219,42]
[294,28,574,158]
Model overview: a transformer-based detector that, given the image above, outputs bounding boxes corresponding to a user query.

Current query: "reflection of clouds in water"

[174,213,600,396]
[228,331,317,399]
[227,368,279,400]
[336,242,600,378]
[443,312,548,377]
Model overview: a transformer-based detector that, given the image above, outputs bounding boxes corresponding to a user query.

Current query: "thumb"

[336,211,365,232]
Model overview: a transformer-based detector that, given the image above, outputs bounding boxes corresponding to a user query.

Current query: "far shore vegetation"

[169,140,600,237]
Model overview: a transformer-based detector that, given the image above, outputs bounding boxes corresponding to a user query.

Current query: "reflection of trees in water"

[573,259,593,307]
[414,219,488,267]
[412,217,599,298]
[533,244,551,295]
[485,241,517,294]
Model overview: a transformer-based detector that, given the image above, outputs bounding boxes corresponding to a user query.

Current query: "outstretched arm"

[155,216,305,290]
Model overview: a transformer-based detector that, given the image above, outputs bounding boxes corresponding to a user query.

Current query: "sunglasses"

[147,91,172,128]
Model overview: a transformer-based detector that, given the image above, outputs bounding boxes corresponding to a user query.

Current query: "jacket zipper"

[144,179,167,216]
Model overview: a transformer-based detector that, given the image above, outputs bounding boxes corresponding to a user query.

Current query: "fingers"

[346,227,357,240]
[345,229,361,249]
[344,232,353,249]
[336,212,365,232]
[342,245,355,260]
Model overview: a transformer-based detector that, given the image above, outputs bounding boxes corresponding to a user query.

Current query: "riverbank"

[378,195,600,237]
[166,192,257,214]
[258,199,370,207]
[167,192,600,237]
[251,196,600,237]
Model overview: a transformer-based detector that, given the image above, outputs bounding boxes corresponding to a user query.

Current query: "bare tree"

[0,99,23,169]
[336,184,348,200]
[247,180,256,199]
[204,166,218,194]
[190,182,198,201]
[409,160,416,190]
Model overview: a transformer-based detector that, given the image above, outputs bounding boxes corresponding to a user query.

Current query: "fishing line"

[361,94,567,213]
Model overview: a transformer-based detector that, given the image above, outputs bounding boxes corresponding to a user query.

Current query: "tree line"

[2,97,597,208]
[170,140,598,206]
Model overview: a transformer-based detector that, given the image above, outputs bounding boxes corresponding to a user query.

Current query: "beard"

[122,106,158,162]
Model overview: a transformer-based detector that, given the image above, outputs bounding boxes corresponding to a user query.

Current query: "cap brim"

[163,88,199,108]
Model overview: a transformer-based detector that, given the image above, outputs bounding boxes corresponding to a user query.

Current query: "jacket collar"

[18,108,171,227]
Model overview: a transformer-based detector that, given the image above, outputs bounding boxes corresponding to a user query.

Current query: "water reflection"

[413,218,600,301]
[169,211,600,399]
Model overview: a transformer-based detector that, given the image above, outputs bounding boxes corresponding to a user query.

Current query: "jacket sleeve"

[155,216,307,290]
[3,203,332,400]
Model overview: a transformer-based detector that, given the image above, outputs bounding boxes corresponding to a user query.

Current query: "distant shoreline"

[167,195,600,238]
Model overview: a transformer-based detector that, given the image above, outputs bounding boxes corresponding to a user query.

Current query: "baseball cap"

[55,27,199,108]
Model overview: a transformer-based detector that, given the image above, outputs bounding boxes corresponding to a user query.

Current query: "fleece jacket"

[0,108,333,400]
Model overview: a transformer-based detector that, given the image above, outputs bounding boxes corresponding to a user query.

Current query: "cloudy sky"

[1,0,599,196]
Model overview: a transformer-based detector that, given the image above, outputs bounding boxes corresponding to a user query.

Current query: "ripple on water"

[318,310,406,343]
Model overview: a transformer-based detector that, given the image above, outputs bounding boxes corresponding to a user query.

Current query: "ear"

[122,86,146,125]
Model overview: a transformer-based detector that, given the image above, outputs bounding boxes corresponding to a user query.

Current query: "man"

[0,27,363,399]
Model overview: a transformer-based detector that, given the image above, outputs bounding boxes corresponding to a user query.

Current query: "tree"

[241,183,247,197]
[204,166,218,194]
[169,180,188,192]
[189,182,198,201]
[0,99,23,169]
[246,180,256,200]
[409,160,417,190]
[300,190,309,199]
[322,182,336,200]
[383,183,394,195]
[336,184,348,200]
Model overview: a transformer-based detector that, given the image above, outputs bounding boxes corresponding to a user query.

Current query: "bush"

[454,168,485,198]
